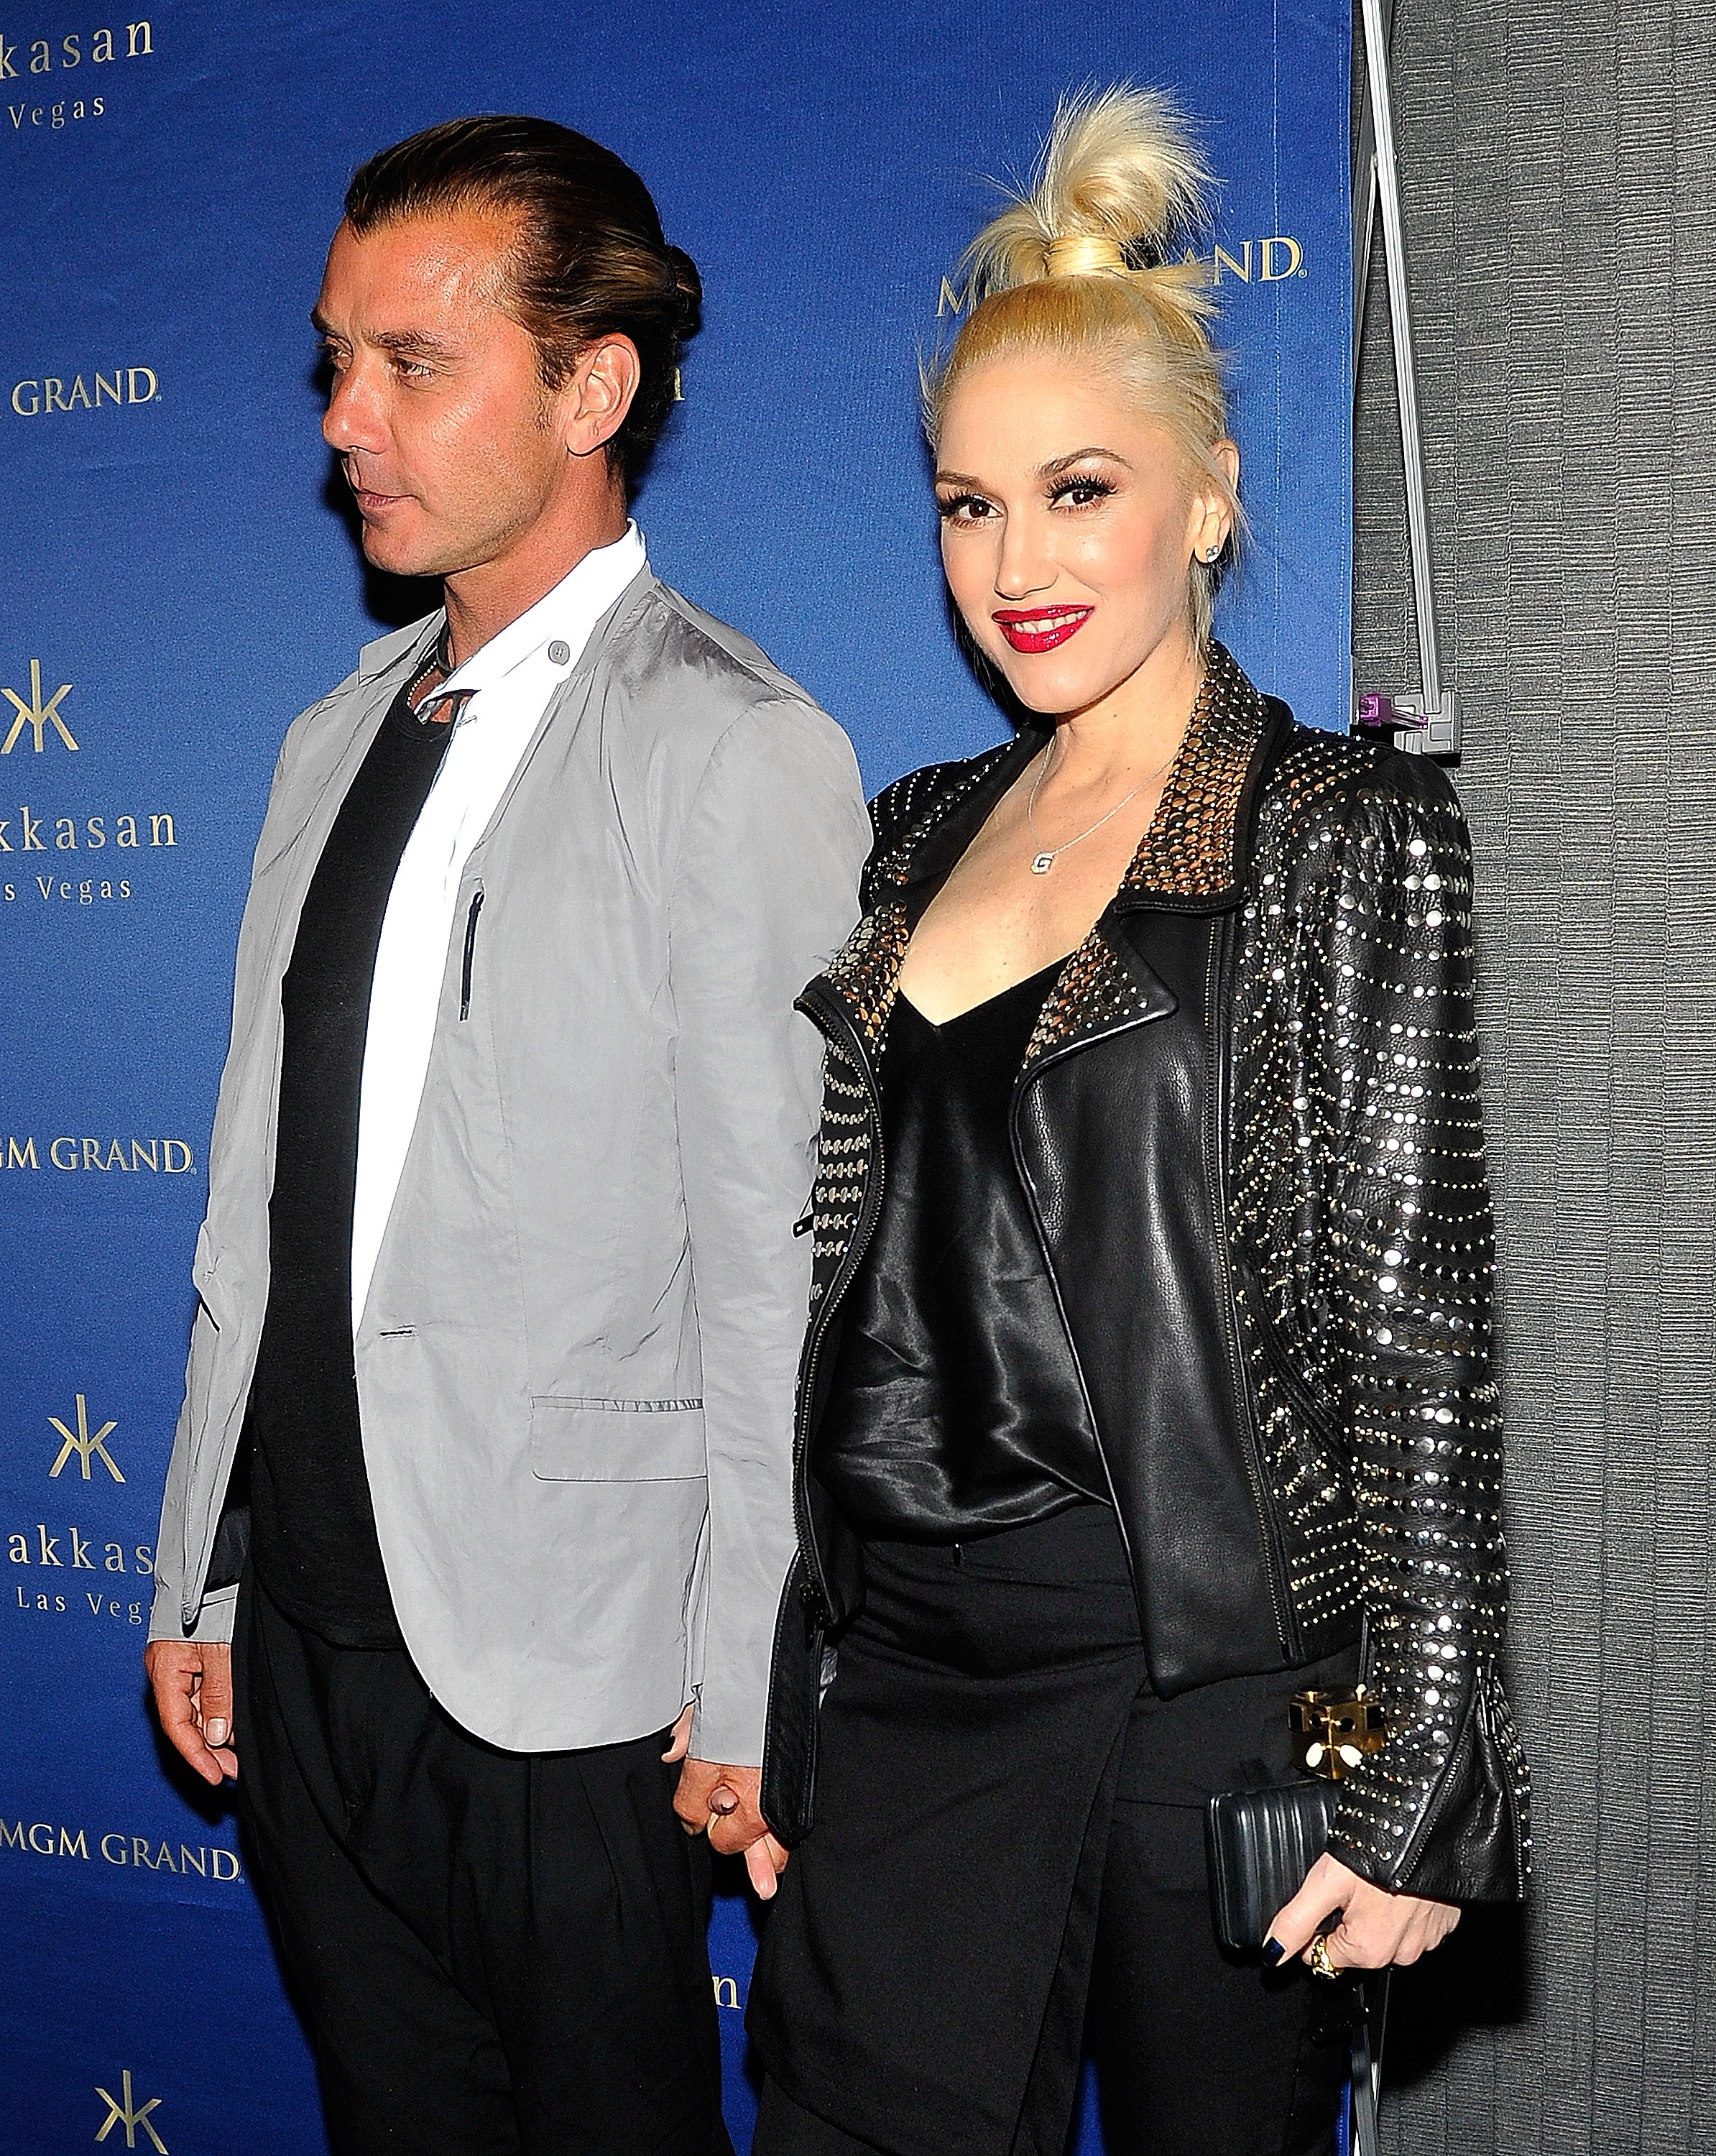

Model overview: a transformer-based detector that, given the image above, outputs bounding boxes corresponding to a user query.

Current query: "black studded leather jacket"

[761,648,1530,1904]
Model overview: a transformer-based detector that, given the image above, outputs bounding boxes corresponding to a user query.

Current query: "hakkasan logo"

[10,364,159,415]
[6,1515,154,1611]
[48,1391,124,1483]
[3,658,75,750]
[95,2070,169,2154]
[3,15,154,136]
[0,654,189,906]
[0,661,193,905]
[936,234,1308,314]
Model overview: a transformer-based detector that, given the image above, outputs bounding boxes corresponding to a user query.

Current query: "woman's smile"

[991,604,1094,653]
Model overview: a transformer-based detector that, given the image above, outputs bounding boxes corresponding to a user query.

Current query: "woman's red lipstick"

[992,606,1094,653]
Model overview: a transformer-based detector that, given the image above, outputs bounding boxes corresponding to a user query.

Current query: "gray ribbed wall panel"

[1351,5,1716,2151]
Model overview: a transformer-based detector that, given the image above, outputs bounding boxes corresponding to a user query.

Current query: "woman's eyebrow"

[1038,447,1133,476]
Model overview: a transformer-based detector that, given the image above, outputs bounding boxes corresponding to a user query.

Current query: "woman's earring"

[1204,543,1222,563]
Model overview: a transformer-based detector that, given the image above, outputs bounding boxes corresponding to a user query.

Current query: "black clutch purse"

[1206,1777,1339,1953]
[1204,1683,1384,1954]
[1205,1682,1390,2156]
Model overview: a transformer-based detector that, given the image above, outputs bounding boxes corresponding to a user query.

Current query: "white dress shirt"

[349,522,647,1331]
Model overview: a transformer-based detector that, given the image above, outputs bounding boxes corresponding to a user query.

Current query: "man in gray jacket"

[143,116,866,2154]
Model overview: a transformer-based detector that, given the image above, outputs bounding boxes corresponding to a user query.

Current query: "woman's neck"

[1041,629,1206,791]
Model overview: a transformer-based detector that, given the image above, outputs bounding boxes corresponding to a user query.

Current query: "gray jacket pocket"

[528,1397,707,1483]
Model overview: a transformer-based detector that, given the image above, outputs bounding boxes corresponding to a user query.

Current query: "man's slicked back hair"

[345,115,702,485]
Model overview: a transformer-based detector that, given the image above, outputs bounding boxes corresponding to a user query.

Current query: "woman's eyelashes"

[1047,474,1117,510]
[936,475,1119,524]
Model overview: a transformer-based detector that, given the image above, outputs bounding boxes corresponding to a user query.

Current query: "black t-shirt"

[242,664,455,1646]
[813,960,1109,1540]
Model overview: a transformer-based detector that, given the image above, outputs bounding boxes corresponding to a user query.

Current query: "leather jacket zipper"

[790,983,888,1623]
[1010,1061,1138,1590]
[458,889,484,1020]
[1204,919,1297,1657]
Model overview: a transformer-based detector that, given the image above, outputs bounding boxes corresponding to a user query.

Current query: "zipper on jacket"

[458,889,484,1020]
[1204,919,1298,1657]
[1002,959,1196,1602]
[1009,1063,1139,1593]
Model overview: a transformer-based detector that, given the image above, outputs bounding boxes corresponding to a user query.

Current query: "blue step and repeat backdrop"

[1,3,1350,2149]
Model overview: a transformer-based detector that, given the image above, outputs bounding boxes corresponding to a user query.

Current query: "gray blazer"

[149,571,868,1764]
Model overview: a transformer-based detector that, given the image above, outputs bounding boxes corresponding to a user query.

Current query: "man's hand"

[1265,1851,1460,1971]
[665,1713,788,1899]
[144,1639,237,1786]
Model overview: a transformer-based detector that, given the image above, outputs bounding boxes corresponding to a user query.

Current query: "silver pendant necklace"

[1025,736,1173,875]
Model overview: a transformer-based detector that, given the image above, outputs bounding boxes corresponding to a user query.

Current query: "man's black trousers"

[234,1577,734,2156]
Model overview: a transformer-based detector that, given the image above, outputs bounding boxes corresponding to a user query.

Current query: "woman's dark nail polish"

[1262,1937,1286,1966]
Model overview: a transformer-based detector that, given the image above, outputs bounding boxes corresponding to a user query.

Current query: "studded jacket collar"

[766,648,1529,1904]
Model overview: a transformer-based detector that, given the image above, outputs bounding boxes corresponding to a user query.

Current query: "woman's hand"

[1265,1852,1460,1971]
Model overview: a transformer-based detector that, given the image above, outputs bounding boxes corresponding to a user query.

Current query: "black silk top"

[813,959,1108,1539]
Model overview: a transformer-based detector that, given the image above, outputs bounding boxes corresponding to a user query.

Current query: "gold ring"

[1306,1932,1339,1980]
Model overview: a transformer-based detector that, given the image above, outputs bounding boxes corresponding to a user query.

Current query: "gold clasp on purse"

[1291,1688,1385,1780]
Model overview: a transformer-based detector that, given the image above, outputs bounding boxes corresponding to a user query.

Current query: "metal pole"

[1358,0,1443,718]
[1350,0,1385,379]
[1348,1970,1391,2156]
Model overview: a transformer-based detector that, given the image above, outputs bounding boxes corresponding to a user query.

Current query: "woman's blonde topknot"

[928,83,1240,650]
[961,82,1213,300]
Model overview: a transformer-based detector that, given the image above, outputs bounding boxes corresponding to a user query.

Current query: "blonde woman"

[745,89,1529,2156]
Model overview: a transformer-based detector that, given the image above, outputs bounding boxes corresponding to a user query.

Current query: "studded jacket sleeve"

[1237,745,1530,1901]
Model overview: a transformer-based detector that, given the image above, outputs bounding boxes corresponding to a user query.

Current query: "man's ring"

[1306,1932,1339,1980]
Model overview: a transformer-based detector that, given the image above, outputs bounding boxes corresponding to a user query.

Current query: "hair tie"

[1044,234,1133,279]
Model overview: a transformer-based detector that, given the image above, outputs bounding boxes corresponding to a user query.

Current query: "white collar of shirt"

[419,518,647,717]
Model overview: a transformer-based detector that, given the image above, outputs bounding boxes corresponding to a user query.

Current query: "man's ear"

[558,334,642,461]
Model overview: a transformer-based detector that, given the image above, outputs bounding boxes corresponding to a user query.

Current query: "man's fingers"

[657,1752,784,1895]
[672,1784,711,1834]
[198,1645,234,1751]
[681,1760,766,1850]
[660,1703,695,1765]
[707,1795,762,1858]
[162,1685,223,1783]
[190,1644,237,1782]
[673,1756,732,1835]
[144,1644,230,1788]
